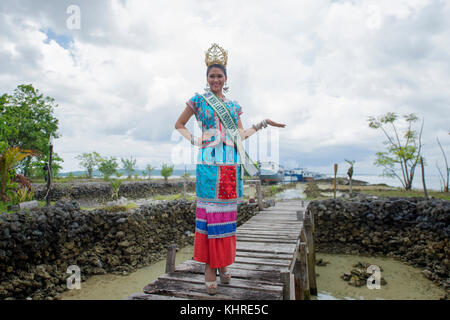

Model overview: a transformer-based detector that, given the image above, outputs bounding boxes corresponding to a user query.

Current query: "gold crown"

[205,43,228,67]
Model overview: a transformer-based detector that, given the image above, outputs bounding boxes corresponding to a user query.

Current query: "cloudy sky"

[1,0,449,185]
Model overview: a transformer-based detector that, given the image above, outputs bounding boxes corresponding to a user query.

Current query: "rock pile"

[0,198,269,300]
[307,197,449,293]
[315,258,329,266]
[340,262,387,287]
[32,180,196,205]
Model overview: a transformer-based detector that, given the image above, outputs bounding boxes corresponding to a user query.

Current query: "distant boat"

[285,168,327,182]
[302,170,314,182]
[302,170,328,181]
[258,162,284,184]
[285,168,304,182]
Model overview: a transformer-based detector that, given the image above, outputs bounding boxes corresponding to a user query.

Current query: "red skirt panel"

[193,232,236,269]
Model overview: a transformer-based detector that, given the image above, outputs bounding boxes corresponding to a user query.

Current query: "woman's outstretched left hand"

[266,119,286,128]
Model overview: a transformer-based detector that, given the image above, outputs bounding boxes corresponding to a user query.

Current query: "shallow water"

[275,183,306,200]
[57,186,445,300]
[57,246,194,300]
[314,253,446,300]
[58,246,445,300]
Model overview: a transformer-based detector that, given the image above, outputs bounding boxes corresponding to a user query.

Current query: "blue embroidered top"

[186,91,244,203]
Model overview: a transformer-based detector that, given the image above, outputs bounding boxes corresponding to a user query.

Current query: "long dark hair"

[206,64,227,78]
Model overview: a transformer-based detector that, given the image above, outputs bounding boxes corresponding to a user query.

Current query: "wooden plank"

[238,226,302,232]
[144,280,233,300]
[234,256,292,267]
[253,211,298,215]
[158,272,283,294]
[238,227,300,233]
[239,224,302,231]
[236,242,296,255]
[243,216,301,221]
[244,219,302,225]
[127,200,309,301]
[235,251,292,260]
[250,218,299,222]
[174,260,282,283]
[247,218,300,224]
[255,212,298,215]
[236,230,300,237]
[260,206,299,209]
[144,278,282,300]
[237,227,301,235]
[253,216,298,220]
[236,233,299,241]
[237,232,300,239]
[264,208,301,212]
[237,227,300,234]
[244,218,302,223]
[229,262,286,273]
[236,237,298,245]
[125,292,189,300]
[229,265,284,282]
[251,212,298,216]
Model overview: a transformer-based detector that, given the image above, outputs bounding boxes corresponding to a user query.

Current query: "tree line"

[368,112,448,192]
[1,84,448,206]
[0,84,177,205]
[75,152,175,182]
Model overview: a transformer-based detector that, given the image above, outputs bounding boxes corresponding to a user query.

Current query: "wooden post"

[165,244,177,273]
[45,142,53,207]
[304,211,317,295]
[333,163,338,199]
[295,242,310,300]
[300,229,307,243]
[246,179,264,211]
[420,156,428,200]
[280,270,292,300]
[293,257,301,300]
[255,180,263,211]
[296,210,303,221]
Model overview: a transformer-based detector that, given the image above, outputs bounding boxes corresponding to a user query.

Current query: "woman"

[175,44,286,295]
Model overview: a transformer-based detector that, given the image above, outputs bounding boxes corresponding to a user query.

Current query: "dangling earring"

[204,82,210,92]
[223,81,229,93]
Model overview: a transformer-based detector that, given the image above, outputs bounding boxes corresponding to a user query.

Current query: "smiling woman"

[206,63,227,93]
[174,43,286,295]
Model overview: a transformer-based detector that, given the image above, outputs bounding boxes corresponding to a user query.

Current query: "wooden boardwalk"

[127,199,315,300]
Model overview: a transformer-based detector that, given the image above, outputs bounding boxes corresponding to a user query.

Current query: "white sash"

[200,93,258,178]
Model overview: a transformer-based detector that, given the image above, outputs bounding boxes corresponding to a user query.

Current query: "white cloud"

[0,0,449,190]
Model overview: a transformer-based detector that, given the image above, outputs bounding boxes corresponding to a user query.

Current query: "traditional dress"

[187,91,244,269]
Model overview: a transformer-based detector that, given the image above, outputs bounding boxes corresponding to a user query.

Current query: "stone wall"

[306,197,450,292]
[32,180,196,205]
[0,199,270,300]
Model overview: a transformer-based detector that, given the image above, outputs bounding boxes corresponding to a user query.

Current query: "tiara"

[205,43,228,67]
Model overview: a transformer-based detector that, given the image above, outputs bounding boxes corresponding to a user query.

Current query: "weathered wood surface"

[143,278,282,300]
[127,199,311,300]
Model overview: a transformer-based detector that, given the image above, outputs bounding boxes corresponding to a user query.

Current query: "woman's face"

[207,67,227,94]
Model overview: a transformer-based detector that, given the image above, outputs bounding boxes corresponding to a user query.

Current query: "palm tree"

[0,146,38,202]
[345,160,355,196]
